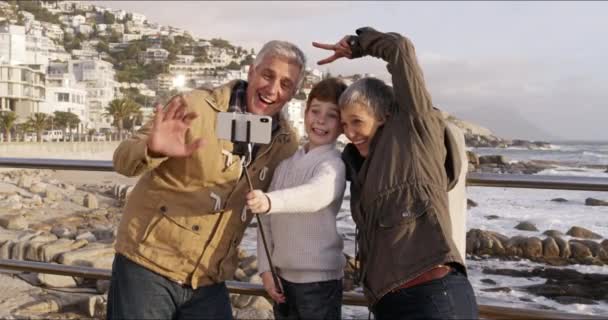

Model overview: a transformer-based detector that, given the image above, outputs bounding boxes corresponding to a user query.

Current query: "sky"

[92,1,608,141]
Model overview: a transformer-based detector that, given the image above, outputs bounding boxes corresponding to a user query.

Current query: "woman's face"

[340,103,384,157]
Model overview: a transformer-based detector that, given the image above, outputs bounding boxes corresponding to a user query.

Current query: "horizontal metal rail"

[1,158,607,191]
[0,259,603,320]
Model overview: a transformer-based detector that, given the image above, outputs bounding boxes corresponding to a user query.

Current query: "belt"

[392,265,453,292]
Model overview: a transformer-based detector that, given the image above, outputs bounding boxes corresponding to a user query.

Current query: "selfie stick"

[242,143,284,299]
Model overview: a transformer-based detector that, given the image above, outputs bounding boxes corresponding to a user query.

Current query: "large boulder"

[466,151,479,166]
[543,230,564,238]
[84,193,99,209]
[478,155,508,166]
[542,237,560,258]
[466,229,506,256]
[37,273,78,288]
[515,221,539,232]
[569,241,592,261]
[585,198,608,206]
[0,215,28,230]
[566,226,602,240]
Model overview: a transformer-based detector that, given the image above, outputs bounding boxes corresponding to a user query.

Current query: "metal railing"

[1,158,607,191]
[1,158,608,319]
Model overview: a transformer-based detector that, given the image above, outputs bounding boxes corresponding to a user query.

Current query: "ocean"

[240,140,608,317]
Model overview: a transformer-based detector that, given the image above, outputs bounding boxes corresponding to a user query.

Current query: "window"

[57,92,70,102]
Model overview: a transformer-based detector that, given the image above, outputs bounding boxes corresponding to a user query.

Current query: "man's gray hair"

[253,40,307,89]
[338,77,395,121]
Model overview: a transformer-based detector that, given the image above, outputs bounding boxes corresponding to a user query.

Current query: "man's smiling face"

[246,55,301,116]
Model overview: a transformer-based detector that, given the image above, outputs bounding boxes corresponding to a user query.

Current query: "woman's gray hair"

[338,77,395,121]
[253,40,307,89]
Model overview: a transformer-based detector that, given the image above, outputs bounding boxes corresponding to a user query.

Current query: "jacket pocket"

[374,184,432,228]
[136,201,203,274]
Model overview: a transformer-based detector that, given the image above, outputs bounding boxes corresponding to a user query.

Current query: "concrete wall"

[0,141,120,160]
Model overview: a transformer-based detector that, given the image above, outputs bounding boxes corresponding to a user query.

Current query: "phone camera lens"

[260,118,269,123]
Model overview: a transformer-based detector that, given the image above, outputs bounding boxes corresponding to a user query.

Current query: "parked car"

[24,132,37,142]
[41,130,63,142]
[91,133,107,141]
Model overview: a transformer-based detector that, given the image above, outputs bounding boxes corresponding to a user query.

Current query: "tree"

[210,38,231,49]
[103,11,115,24]
[0,111,18,142]
[104,98,141,138]
[53,111,80,139]
[226,61,241,70]
[26,113,51,142]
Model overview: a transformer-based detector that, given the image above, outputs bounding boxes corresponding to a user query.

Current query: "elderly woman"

[313,27,478,319]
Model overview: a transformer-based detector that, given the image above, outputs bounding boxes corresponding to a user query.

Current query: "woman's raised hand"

[312,36,353,65]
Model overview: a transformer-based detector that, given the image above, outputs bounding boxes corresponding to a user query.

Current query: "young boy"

[246,78,347,320]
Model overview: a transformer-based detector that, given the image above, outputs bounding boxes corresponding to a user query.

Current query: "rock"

[485,215,500,220]
[515,221,539,232]
[231,294,253,308]
[57,243,115,267]
[76,231,97,242]
[585,198,608,206]
[84,193,99,209]
[504,236,527,257]
[0,240,15,259]
[481,278,497,285]
[466,151,479,166]
[481,287,512,293]
[569,241,592,261]
[13,299,60,314]
[479,155,508,166]
[553,237,571,259]
[550,198,568,203]
[17,175,33,189]
[521,237,543,259]
[542,237,560,258]
[571,240,602,257]
[29,182,47,194]
[81,295,107,318]
[466,229,506,256]
[11,234,58,260]
[234,268,248,281]
[96,280,110,294]
[0,215,28,230]
[39,239,89,262]
[467,199,478,209]
[50,225,76,239]
[37,273,78,287]
[91,228,115,242]
[44,189,62,201]
[553,296,598,305]
[31,194,43,205]
[543,230,564,238]
[248,274,263,285]
[566,226,602,239]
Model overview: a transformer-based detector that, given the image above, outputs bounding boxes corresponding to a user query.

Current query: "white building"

[122,33,142,42]
[96,23,108,33]
[110,9,127,21]
[141,46,169,64]
[283,99,306,138]
[71,15,86,28]
[110,23,124,34]
[76,24,93,36]
[0,24,26,65]
[130,13,147,25]
[39,73,88,131]
[43,23,65,41]
[175,54,194,64]
[0,64,46,122]
[25,33,53,68]
[49,60,119,130]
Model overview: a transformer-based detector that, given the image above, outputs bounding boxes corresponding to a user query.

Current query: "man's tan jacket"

[112,82,298,288]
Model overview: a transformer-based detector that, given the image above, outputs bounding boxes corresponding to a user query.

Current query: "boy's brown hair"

[306,77,347,111]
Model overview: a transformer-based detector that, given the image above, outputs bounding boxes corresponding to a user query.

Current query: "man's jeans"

[373,269,478,320]
[274,277,343,320]
[107,254,233,320]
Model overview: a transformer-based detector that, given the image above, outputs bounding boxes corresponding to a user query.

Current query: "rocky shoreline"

[1,163,607,318]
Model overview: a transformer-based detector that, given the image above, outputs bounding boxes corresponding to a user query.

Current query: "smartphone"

[216,112,273,144]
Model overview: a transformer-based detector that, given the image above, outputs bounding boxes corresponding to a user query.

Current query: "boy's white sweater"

[257,143,346,283]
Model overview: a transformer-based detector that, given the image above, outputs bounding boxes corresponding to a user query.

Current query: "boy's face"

[246,55,300,116]
[305,98,342,149]
[340,102,384,157]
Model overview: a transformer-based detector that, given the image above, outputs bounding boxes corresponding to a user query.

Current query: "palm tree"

[53,111,81,140]
[0,111,18,142]
[26,113,51,142]
[104,98,141,139]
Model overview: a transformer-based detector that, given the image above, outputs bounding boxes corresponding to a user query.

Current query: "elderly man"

[107,40,306,319]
